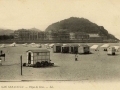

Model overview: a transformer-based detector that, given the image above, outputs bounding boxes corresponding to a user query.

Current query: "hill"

[17,28,41,32]
[29,28,41,31]
[0,28,41,35]
[0,29,14,35]
[45,17,118,40]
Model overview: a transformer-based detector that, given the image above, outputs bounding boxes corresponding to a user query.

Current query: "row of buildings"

[14,29,107,41]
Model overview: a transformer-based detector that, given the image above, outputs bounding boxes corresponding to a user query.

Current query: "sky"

[0,0,120,39]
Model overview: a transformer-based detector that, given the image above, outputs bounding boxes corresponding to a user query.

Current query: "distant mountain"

[45,17,118,40]
[17,28,41,32]
[29,28,41,31]
[0,29,14,35]
[0,27,41,36]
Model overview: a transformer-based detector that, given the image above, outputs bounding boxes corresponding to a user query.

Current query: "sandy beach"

[0,43,120,82]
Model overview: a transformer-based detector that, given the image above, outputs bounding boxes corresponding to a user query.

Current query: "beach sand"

[0,43,120,82]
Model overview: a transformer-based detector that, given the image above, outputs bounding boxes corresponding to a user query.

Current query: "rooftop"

[27,49,50,53]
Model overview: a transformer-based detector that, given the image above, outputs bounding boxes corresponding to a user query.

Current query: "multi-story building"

[69,32,75,40]
[45,29,69,40]
[29,30,38,40]
[58,30,69,40]
[50,31,60,40]
[14,29,107,42]
[44,31,53,40]
[38,31,45,40]
[14,29,29,40]
[75,32,89,40]
[88,33,103,41]
[88,33,99,37]
[14,30,20,40]
[14,29,45,40]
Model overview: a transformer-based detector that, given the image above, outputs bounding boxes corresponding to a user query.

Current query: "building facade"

[14,29,107,42]
[75,32,89,40]
[69,32,75,40]
[14,29,45,40]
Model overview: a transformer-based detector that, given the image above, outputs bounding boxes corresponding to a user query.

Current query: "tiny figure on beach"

[1,50,2,54]
[75,53,78,61]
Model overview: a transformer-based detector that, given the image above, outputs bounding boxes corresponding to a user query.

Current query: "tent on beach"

[9,42,16,47]
[0,44,6,48]
[49,44,54,48]
[44,44,49,48]
[30,43,36,47]
[30,43,35,46]
[90,45,99,51]
[34,44,41,48]
[30,43,41,48]
[101,44,110,51]
[31,43,36,45]
[22,43,28,47]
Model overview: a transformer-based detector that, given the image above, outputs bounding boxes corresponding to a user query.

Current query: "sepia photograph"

[0,0,120,89]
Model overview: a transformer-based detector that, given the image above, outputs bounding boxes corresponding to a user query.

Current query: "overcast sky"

[0,0,120,39]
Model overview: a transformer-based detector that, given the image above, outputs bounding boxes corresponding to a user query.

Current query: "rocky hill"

[45,17,118,40]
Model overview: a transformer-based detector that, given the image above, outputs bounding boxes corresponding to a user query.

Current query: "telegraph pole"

[20,55,22,75]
